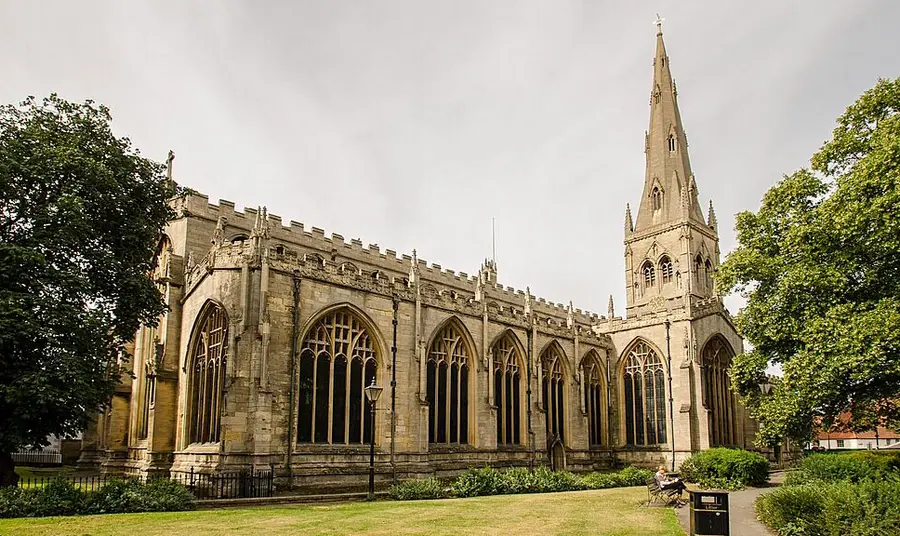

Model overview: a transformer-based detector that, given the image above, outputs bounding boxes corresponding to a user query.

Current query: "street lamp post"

[758,379,780,463]
[365,378,383,501]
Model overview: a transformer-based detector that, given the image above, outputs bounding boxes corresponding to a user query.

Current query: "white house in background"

[813,427,900,451]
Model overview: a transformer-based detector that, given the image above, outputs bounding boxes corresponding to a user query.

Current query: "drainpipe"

[527,327,535,471]
[390,296,399,485]
[606,350,615,469]
[286,271,301,485]
[665,319,675,472]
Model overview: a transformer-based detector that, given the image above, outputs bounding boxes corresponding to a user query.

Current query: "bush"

[679,448,769,488]
[0,477,195,518]
[583,466,653,489]
[786,452,900,485]
[389,478,448,500]
[757,481,900,536]
[450,467,505,498]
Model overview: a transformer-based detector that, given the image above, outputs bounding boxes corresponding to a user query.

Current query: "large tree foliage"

[0,95,176,485]
[719,79,900,446]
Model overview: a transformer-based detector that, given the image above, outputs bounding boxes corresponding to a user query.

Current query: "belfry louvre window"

[188,303,228,444]
[643,262,656,287]
[297,308,377,444]
[427,322,470,444]
[660,256,674,284]
[542,344,566,443]
[492,334,523,446]
[702,336,735,447]
[623,341,667,446]
[651,187,662,211]
[583,352,606,446]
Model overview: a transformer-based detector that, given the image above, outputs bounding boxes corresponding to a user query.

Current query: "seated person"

[655,466,687,497]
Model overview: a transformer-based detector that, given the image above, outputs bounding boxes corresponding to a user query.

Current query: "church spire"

[633,19,705,232]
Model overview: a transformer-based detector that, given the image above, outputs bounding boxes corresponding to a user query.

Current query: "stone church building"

[79,27,756,490]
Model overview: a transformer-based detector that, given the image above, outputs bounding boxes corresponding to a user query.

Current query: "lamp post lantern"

[364,378,383,501]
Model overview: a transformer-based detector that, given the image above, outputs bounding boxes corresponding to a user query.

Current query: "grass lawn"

[0,486,685,536]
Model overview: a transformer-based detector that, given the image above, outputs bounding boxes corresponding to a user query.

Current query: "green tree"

[0,95,177,486]
[718,78,900,446]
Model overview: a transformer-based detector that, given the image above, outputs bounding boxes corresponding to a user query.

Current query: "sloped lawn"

[0,486,684,536]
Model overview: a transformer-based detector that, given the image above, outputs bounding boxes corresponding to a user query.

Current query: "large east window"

[188,303,228,444]
[427,322,471,444]
[623,340,667,446]
[297,308,378,444]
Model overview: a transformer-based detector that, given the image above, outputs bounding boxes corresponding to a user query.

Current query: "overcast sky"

[2,0,898,316]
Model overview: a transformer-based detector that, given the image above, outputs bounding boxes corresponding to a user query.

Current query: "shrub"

[757,481,900,536]
[29,479,84,517]
[389,478,448,500]
[84,478,146,514]
[786,452,900,485]
[582,466,653,490]
[0,477,195,518]
[679,448,769,488]
[136,479,195,512]
[450,467,505,498]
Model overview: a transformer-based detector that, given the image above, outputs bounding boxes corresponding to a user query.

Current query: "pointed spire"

[633,20,706,231]
[608,294,615,318]
[708,199,718,231]
[625,203,634,235]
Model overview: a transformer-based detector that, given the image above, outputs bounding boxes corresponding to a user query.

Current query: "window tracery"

[660,256,674,285]
[427,322,471,444]
[702,337,735,446]
[623,341,667,446]
[297,308,378,444]
[542,344,566,443]
[583,352,606,446]
[492,334,523,446]
[188,303,228,444]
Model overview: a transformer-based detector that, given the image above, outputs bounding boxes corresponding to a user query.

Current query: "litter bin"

[689,490,729,536]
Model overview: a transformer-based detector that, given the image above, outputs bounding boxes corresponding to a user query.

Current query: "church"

[79,25,755,491]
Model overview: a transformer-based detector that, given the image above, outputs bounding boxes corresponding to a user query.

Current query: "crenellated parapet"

[174,190,610,343]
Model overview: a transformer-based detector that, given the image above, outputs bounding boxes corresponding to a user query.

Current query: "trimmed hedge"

[756,481,900,536]
[0,478,195,518]
[389,466,653,500]
[679,448,769,490]
[785,452,900,485]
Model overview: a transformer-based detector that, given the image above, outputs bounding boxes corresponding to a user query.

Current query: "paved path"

[675,472,784,536]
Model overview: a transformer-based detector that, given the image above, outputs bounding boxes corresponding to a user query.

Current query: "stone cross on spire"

[165,150,175,185]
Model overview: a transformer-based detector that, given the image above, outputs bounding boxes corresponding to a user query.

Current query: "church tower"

[624,19,721,317]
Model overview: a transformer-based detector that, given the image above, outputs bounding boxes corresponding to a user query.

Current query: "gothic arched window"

[297,308,378,444]
[643,261,656,288]
[427,321,471,444]
[660,256,674,285]
[188,303,228,444]
[623,341,667,446]
[695,254,704,287]
[702,337,735,446]
[542,344,566,443]
[583,352,606,447]
[668,134,676,152]
[705,259,714,289]
[492,334,523,446]
[651,187,663,211]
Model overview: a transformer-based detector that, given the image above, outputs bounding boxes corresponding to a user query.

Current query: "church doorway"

[548,437,566,471]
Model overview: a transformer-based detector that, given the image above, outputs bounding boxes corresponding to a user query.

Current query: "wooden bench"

[646,476,683,506]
